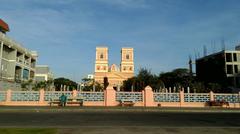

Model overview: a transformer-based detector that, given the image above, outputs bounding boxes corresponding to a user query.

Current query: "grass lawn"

[0,128,57,134]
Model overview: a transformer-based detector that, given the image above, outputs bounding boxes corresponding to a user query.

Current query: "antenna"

[212,40,216,53]
[194,50,197,60]
[203,45,207,56]
[188,55,193,77]
[221,38,226,51]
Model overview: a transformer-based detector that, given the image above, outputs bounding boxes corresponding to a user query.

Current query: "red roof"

[0,19,10,32]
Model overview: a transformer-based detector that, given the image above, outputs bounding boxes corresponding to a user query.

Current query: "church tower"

[95,47,108,73]
[120,48,134,74]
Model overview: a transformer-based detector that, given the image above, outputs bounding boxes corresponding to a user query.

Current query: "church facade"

[94,47,134,88]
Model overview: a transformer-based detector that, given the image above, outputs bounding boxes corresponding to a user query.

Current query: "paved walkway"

[57,127,240,134]
[0,111,239,127]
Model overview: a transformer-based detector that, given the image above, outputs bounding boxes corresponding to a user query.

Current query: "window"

[226,53,232,62]
[100,53,104,59]
[126,54,130,60]
[23,69,29,79]
[234,65,238,73]
[227,65,233,74]
[129,67,132,71]
[233,53,237,62]
[97,66,100,70]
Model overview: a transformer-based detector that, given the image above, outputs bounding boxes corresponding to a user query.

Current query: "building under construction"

[196,46,240,89]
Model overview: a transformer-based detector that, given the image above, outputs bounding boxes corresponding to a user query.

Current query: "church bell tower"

[95,47,108,73]
[120,48,134,73]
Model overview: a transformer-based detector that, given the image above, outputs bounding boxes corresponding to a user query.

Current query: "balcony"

[24,61,30,66]
[16,57,23,63]
[0,32,37,58]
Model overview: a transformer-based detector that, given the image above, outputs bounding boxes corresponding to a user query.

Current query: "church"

[94,47,134,89]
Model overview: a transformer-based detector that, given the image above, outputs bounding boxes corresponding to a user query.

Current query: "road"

[0,111,239,127]
[0,107,239,134]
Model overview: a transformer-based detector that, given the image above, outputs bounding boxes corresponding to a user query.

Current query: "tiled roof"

[0,19,10,32]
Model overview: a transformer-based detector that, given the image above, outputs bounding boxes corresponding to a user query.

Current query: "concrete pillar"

[238,92,240,98]
[39,89,45,103]
[144,86,154,107]
[104,86,116,106]
[142,90,145,106]
[210,91,214,101]
[239,92,240,108]
[6,89,12,102]
[0,41,3,70]
[72,89,77,99]
[179,90,184,107]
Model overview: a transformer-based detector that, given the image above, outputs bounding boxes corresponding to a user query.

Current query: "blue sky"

[1,0,240,82]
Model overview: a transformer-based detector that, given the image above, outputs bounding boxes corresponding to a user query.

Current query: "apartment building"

[0,19,37,83]
[35,65,54,82]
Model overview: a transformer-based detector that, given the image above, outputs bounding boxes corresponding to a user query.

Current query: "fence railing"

[0,91,6,101]
[77,92,104,101]
[184,93,210,102]
[44,91,72,101]
[11,91,40,101]
[214,94,240,103]
[0,89,240,107]
[154,93,180,102]
[116,92,143,102]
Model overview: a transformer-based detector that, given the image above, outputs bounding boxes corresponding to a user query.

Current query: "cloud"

[1,0,240,81]
[1,3,95,48]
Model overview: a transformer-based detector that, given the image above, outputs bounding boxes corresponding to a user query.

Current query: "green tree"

[80,77,103,91]
[123,67,230,93]
[54,77,77,91]
[33,81,47,91]
[123,68,160,91]
[191,81,205,93]
[159,68,192,89]
[21,80,34,91]
[123,68,194,91]
[32,80,54,91]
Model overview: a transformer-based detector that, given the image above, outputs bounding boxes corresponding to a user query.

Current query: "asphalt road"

[0,111,239,127]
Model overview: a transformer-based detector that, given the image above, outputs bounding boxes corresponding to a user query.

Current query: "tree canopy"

[122,68,228,93]
[80,77,103,91]
[54,77,78,91]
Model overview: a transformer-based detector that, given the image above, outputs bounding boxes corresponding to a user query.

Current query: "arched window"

[100,53,104,59]
[126,54,130,60]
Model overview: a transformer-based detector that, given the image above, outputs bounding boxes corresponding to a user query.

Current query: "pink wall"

[0,86,239,108]
[104,86,118,106]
